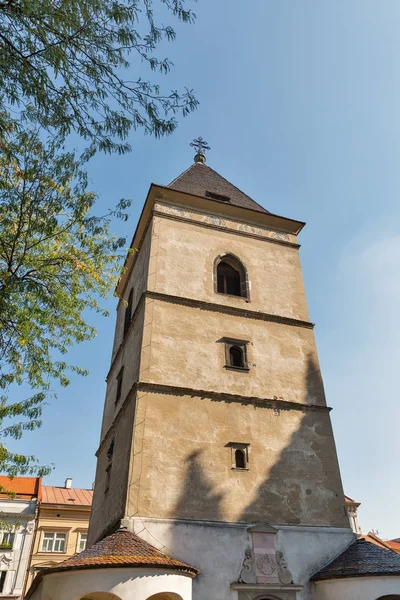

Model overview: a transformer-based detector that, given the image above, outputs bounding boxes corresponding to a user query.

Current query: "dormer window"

[205,191,230,202]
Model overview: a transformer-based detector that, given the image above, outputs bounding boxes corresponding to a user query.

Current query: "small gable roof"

[168,162,269,214]
[311,539,400,581]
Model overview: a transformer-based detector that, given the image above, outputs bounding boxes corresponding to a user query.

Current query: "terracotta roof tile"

[168,162,269,214]
[0,476,41,500]
[387,540,400,553]
[311,539,400,581]
[26,528,199,598]
[42,486,93,506]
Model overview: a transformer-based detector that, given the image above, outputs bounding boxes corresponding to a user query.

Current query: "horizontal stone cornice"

[147,291,314,329]
[106,291,314,381]
[97,381,331,455]
[153,207,301,249]
[137,382,330,413]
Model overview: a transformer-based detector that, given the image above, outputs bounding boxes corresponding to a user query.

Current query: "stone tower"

[88,150,354,600]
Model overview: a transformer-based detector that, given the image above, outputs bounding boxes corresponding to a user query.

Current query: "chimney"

[65,478,72,489]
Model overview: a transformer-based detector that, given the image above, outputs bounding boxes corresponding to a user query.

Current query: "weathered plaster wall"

[315,576,400,599]
[89,393,136,545]
[124,517,354,600]
[27,568,193,600]
[127,390,346,527]
[150,214,309,322]
[146,299,324,406]
[112,224,152,359]
[101,303,145,439]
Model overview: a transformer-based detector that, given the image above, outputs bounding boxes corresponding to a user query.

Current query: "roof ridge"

[167,162,198,187]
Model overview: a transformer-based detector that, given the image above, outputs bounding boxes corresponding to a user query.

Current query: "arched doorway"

[146,594,183,600]
[80,593,122,600]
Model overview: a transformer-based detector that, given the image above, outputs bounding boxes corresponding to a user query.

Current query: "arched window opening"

[229,345,244,368]
[123,288,133,336]
[235,449,246,469]
[216,256,247,298]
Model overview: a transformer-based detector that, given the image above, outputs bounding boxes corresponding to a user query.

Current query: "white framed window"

[41,532,67,553]
[77,532,87,553]
[0,531,15,549]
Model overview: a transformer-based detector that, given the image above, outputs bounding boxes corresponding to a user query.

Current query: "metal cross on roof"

[190,136,210,163]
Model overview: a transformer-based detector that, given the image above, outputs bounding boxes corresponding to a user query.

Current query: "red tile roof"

[387,540,400,553]
[42,486,93,506]
[25,527,199,598]
[0,476,41,500]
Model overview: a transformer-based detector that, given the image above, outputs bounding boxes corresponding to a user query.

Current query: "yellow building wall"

[26,506,90,592]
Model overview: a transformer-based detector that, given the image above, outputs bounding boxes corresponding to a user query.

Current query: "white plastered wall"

[315,576,400,599]
[124,516,355,600]
[27,568,193,600]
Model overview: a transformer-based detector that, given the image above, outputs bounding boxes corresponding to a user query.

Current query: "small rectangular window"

[77,532,88,553]
[227,442,250,470]
[223,339,249,371]
[41,532,67,553]
[105,464,112,494]
[115,366,124,405]
[0,571,6,593]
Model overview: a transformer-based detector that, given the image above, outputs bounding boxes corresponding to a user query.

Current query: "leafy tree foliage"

[0,0,198,153]
[0,118,131,476]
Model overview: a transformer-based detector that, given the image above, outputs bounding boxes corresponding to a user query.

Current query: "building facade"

[24,149,400,600]
[0,476,40,599]
[25,479,92,593]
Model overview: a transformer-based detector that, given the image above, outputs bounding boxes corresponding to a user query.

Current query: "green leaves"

[0,121,131,475]
[0,0,198,153]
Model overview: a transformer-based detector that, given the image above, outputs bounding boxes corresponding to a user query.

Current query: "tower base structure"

[24,519,400,600]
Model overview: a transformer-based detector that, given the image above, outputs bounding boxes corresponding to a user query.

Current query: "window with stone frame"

[115,366,124,405]
[105,439,114,494]
[227,442,250,470]
[123,288,134,337]
[0,571,6,593]
[223,338,249,371]
[215,255,248,299]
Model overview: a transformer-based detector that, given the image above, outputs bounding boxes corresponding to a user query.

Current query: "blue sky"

[11,0,400,538]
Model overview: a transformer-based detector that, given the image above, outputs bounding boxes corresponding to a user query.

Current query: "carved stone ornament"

[238,548,256,584]
[276,550,293,585]
[255,553,277,577]
[0,554,12,567]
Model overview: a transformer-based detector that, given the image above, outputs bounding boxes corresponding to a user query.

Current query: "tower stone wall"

[89,183,348,548]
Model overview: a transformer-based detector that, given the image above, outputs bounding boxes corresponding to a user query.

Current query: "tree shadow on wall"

[172,448,224,521]
[237,354,345,526]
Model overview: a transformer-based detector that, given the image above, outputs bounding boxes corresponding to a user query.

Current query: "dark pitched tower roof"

[168,162,270,214]
[311,539,400,581]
